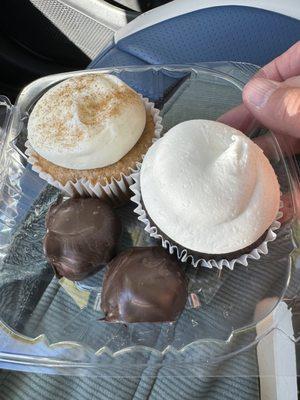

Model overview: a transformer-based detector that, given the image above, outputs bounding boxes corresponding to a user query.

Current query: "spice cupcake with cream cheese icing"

[131,119,281,269]
[26,73,162,204]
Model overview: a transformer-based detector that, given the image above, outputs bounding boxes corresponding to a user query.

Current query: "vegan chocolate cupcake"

[131,120,281,269]
[26,73,162,204]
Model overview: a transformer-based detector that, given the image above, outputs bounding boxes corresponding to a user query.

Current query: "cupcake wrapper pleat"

[25,96,163,205]
[130,171,282,270]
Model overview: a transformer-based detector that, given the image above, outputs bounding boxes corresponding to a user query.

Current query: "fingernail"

[244,78,280,109]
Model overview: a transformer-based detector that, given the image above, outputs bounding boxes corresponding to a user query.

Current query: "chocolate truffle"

[44,197,121,281]
[101,247,188,323]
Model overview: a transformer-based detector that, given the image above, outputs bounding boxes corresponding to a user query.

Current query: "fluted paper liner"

[130,171,282,270]
[25,97,162,205]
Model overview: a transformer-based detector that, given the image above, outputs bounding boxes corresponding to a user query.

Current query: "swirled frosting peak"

[140,120,280,254]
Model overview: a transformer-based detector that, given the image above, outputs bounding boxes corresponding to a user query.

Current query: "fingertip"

[243,78,280,110]
[244,82,300,138]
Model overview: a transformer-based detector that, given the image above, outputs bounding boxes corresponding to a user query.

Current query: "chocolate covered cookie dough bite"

[44,197,121,281]
[101,247,188,323]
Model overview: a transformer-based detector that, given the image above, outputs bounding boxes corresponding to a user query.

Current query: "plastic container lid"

[0,63,299,376]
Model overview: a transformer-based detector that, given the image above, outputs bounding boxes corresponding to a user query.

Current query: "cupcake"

[26,73,162,204]
[131,120,281,269]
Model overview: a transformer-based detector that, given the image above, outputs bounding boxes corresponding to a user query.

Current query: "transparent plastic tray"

[0,63,299,377]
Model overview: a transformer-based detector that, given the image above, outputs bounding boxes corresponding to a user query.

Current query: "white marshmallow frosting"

[28,74,146,169]
[141,120,280,254]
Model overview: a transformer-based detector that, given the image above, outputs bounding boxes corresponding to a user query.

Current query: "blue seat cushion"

[116,6,300,66]
[89,6,300,102]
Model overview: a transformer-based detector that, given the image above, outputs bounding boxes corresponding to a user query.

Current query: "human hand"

[219,41,300,151]
[218,41,300,223]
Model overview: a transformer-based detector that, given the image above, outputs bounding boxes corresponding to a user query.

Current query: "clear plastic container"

[0,63,299,377]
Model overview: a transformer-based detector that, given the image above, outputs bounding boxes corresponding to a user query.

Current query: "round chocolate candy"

[44,197,121,281]
[101,247,188,323]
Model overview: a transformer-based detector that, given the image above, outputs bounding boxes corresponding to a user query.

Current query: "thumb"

[243,78,300,138]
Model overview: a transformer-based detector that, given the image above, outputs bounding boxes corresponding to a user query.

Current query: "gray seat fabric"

[0,369,259,400]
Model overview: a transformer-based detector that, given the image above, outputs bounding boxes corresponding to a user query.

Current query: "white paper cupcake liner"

[130,171,283,270]
[25,97,162,205]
